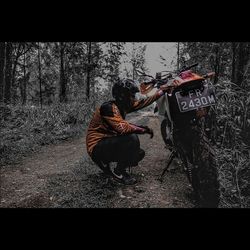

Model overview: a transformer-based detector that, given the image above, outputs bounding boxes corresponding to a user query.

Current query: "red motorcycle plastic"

[138,63,220,207]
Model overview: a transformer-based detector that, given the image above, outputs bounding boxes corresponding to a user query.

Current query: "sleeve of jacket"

[100,102,145,134]
[128,90,164,113]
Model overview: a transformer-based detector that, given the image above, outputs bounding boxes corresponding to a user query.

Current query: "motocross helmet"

[112,79,139,110]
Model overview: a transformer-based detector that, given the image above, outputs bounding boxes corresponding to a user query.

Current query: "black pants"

[91,134,145,171]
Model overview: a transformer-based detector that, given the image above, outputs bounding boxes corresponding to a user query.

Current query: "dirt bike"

[137,63,220,208]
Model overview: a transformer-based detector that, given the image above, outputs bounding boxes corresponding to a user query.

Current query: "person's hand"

[159,83,175,95]
[139,125,154,138]
[159,83,170,93]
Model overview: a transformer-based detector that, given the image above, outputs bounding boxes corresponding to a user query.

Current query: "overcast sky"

[118,42,177,78]
[144,42,177,75]
[97,42,178,90]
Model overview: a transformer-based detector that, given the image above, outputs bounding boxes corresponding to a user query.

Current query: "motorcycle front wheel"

[160,118,173,148]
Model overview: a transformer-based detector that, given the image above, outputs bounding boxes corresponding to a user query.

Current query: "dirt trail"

[0,111,195,208]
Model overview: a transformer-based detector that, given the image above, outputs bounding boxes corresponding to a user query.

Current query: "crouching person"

[86,78,168,185]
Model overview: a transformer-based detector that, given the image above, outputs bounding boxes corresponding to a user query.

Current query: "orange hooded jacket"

[86,90,164,157]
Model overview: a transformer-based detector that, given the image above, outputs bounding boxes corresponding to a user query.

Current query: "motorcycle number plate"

[175,85,216,113]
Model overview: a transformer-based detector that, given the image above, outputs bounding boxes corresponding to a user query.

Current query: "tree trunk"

[213,44,220,84]
[132,42,136,81]
[0,42,5,103]
[38,42,43,108]
[177,42,180,71]
[231,42,236,82]
[235,42,250,86]
[22,51,27,105]
[235,42,245,85]
[4,42,12,104]
[11,43,22,97]
[132,61,135,81]
[59,42,67,102]
[86,42,92,99]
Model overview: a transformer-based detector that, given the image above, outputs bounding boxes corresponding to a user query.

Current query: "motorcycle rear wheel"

[161,119,220,207]
[191,133,220,208]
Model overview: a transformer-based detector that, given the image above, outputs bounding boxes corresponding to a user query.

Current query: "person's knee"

[126,134,140,149]
[131,148,145,166]
[139,148,145,160]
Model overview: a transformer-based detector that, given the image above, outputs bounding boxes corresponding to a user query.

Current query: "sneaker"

[112,168,137,185]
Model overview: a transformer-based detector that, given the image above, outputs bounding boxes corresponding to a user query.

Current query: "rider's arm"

[100,102,146,135]
[128,90,165,113]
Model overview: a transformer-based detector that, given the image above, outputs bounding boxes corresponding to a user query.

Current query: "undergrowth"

[214,80,250,207]
[0,100,95,166]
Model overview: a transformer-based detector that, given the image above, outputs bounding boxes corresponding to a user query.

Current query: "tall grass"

[214,80,250,207]
[0,100,95,166]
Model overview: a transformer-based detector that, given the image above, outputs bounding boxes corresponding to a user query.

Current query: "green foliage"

[0,42,148,167]
[121,43,148,81]
[217,147,250,207]
[213,80,250,207]
[180,42,233,81]
[214,80,250,147]
[179,42,250,207]
[0,101,94,166]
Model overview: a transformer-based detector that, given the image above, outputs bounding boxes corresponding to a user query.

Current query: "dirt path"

[0,111,195,208]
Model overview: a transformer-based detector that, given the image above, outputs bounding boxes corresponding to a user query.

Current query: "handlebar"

[138,63,215,95]
[202,72,215,79]
[140,63,199,82]
[142,78,168,86]
[179,63,199,73]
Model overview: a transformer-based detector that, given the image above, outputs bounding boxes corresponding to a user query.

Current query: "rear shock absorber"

[186,162,193,184]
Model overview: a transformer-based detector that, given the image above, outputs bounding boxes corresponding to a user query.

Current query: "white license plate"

[175,86,216,112]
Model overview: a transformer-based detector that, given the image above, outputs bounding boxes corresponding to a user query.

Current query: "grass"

[217,145,250,208]
[0,100,95,166]
[1,81,249,208]
[214,80,250,208]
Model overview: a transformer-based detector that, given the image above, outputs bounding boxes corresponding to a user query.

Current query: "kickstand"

[158,150,177,182]
[128,166,132,174]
